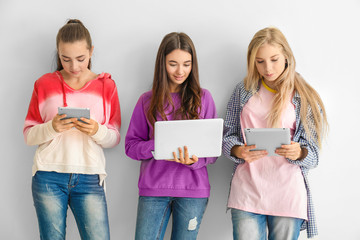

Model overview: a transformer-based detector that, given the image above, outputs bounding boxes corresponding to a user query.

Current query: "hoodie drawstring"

[62,79,68,107]
[57,71,106,124]
[102,78,106,124]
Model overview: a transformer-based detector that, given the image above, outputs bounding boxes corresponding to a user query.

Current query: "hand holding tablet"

[275,141,303,160]
[52,112,77,133]
[231,144,268,163]
[58,107,90,123]
[231,128,292,163]
[53,107,98,136]
[244,128,291,156]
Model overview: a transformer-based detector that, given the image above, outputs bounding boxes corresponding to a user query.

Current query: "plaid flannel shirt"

[222,80,319,238]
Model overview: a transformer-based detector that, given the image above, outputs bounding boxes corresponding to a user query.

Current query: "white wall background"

[1,0,359,239]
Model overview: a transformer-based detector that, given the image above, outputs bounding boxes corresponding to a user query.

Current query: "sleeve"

[91,82,121,148]
[222,84,245,164]
[23,81,60,146]
[187,89,218,170]
[125,94,154,161]
[287,106,320,169]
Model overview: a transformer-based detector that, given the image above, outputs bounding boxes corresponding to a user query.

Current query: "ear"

[89,45,94,57]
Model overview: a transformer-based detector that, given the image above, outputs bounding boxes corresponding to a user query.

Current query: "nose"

[70,61,78,71]
[265,61,272,72]
[176,66,183,75]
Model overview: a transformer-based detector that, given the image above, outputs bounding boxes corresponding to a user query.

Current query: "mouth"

[174,75,185,81]
[265,73,274,78]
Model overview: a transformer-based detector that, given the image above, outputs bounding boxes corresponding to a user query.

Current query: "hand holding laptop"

[152,118,223,160]
[169,146,198,165]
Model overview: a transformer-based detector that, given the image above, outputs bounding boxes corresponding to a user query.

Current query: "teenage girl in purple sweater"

[125,32,218,240]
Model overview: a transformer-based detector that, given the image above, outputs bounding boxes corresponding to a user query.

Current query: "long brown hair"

[147,32,202,127]
[56,19,92,71]
[245,27,328,148]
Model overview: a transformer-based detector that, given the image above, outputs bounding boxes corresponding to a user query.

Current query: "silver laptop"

[153,118,224,160]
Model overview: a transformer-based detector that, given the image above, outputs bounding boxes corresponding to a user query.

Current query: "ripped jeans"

[32,171,110,240]
[135,196,208,240]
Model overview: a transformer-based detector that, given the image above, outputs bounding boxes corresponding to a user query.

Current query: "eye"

[169,64,177,67]
[271,59,279,62]
[256,60,264,64]
[184,64,191,67]
[78,59,85,62]
[62,59,70,63]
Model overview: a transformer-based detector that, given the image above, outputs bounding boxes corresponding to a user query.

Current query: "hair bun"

[67,19,82,24]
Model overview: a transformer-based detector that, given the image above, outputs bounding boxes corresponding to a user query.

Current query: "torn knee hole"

[188,217,198,231]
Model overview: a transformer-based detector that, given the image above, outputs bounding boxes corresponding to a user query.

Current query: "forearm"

[125,139,154,161]
[91,124,120,148]
[25,121,60,146]
[287,129,319,169]
[223,134,246,164]
[287,143,318,169]
[186,156,217,170]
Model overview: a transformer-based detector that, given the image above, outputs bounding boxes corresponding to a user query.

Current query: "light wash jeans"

[32,171,110,240]
[231,208,304,240]
[135,196,208,240]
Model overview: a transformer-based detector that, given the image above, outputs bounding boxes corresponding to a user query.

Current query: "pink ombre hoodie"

[23,71,121,185]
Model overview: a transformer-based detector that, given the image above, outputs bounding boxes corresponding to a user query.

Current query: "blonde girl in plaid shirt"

[222,27,328,239]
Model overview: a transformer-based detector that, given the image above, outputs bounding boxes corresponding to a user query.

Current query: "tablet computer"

[152,118,223,160]
[58,107,90,123]
[244,128,290,156]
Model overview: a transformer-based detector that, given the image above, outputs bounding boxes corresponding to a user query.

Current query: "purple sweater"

[125,89,218,198]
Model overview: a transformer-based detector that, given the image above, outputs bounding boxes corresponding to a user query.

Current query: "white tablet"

[244,128,290,156]
[153,118,224,160]
[58,107,90,123]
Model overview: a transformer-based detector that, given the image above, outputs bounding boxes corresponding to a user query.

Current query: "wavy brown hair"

[147,32,202,127]
[245,27,328,148]
[56,19,92,71]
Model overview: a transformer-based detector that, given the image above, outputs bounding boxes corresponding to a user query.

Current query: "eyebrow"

[61,55,86,59]
[256,54,279,59]
[168,60,192,63]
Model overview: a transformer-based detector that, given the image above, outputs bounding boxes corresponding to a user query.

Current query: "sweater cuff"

[186,159,201,169]
[91,124,107,142]
[47,120,61,138]
[223,140,245,164]
[297,147,308,160]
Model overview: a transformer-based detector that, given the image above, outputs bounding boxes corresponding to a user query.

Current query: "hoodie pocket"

[37,135,62,164]
[36,130,105,167]
[83,136,104,166]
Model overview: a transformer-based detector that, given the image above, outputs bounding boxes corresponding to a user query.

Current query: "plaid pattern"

[222,80,319,238]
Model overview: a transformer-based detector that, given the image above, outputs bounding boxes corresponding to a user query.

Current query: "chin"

[265,76,277,81]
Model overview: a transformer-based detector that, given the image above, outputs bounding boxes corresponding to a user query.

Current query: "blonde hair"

[245,27,328,148]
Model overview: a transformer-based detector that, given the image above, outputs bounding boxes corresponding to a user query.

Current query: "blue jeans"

[231,209,304,240]
[32,171,110,240]
[135,196,208,240]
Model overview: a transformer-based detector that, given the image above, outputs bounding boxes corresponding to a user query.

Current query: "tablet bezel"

[58,107,90,123]
[244,128,291,156]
